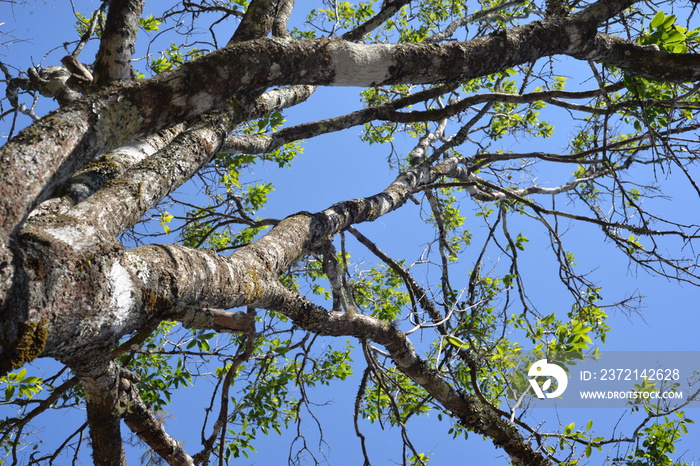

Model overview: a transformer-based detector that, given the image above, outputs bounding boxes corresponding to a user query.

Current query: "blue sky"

[1,1,700,464]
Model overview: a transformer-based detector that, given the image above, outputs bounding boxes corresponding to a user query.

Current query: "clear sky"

[1,1,699,464]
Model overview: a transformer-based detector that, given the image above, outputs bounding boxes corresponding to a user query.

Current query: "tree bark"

[2,1,699,464]
[93,0,145,86]
[2,1,697,252]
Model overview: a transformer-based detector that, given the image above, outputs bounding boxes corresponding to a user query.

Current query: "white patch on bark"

[564,25,586,54]
[199,253,220,299]
[125,253,152,286]
[188,91,217,115]
[269,62,282,80]
[93,96,144,149]
[116,140,158,166]
[108,261,134,328]
[375,194,394,217]
[328,42,394,86]
[44,225,96,250]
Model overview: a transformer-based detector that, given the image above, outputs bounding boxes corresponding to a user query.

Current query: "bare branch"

[264,285,550,466]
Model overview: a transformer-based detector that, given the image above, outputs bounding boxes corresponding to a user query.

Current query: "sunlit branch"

[121,367,195,465]
[272,0,295,38]
[193,320,255,464]
[582,32,700,82]
[426,0,530,43]
[221,84,457,154]
[71,2,109,57]
[33,85,315,250]
[472,176,700,240]
[342,0,413,42]
[228,0,281,44]
[167,308,255,333]
[408,119,447,166]
[93,0,145,86]
[263,283,550,466]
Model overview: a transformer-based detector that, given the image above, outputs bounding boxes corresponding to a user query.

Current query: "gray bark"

[93,0,145,86]
[1,0,698,464]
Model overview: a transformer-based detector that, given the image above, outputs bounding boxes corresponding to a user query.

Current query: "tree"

[1,0,700,464]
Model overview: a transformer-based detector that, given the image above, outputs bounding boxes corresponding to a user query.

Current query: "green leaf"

[564,422,575,435]
[650,11,666,30]
[139,14,162,32]
[445,335,469,349]
[160,211,174,234]
[661,14,677,29]
[665,29,685,44]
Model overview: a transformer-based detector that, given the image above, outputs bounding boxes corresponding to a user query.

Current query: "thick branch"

[77,360,126,466]
[0,0,659,245]
[119,158,472,317]
[59,86,314,245]
[229,0,281,43]
[580,33,700,82]
[93,0,145,86]
[272,0,295,38]
[30,125,184,224]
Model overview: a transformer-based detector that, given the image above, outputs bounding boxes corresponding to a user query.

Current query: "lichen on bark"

[93,96,145,149]
[0,320,48,374]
